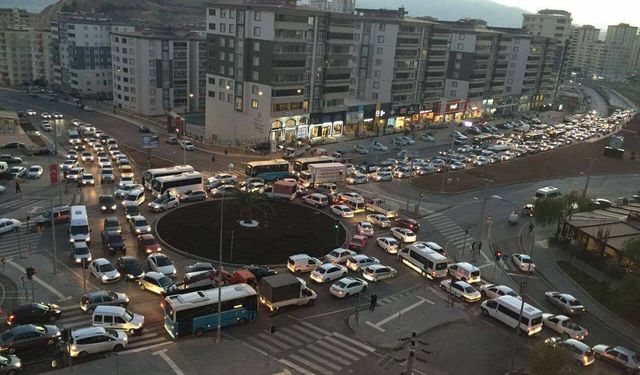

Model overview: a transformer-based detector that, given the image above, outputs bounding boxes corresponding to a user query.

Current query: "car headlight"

[136,229,141,233]
[15,361,21,368]
[101,206,106,210]
[102,275,108,281]
[111,205,116,210]
[75,258,81,263]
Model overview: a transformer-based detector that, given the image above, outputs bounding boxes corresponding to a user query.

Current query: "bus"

[151,171,203,197]
[397,243,448,279]
[162,284,258,339]
[292,156,335,175]
[245,159,290,182]
[142,165,194,190]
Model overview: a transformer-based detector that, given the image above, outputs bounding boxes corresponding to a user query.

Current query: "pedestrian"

[224,149,228,156]
[369,293,377,311]
[77,180,82,192]
[211,155,216,163]
[15,180,21,193]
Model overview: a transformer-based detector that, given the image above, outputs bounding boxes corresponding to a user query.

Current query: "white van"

[480,295,543,336]
[535,186,561,199]
[287,254,322,273]
[69,205,90,244]
[0,161,8,174]
[302,193,329,207]
[398,243,448,279]
[448,262,481,283]
[92,305,144,335]
[69,326,128,358]
[68,129,81,145]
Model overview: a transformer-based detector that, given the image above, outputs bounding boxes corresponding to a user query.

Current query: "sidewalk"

[533,238,640,346]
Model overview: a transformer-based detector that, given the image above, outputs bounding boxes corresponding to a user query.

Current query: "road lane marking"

[6,258,69,301]
[314,339,358,361]
[369,297,426,330]
[331,332,377,353]
[297,349,342,371]
[279,359,318,375]
[289,354,333,375]
[152,348,184,375]
[365,321,385,332]
[322,336,368,357]
[118,340,172,354]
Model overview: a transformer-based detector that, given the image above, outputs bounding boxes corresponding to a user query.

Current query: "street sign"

[49,163,58,184]
[141,135,160,148]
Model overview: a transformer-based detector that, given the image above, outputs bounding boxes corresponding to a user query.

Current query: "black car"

[395,217,421,232]
[32,148,55,156]
[103,216,121,233]
[98,195,117,213]
[123,203,140,220]
[6,303,62,326]
[116,256,145,281]
[102,231,126,254]
[245,266,277,281]
[139,125,151,133]
[0,142,26,150]
[0,324,61,354]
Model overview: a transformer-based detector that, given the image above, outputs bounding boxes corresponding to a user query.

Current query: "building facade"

[565,25,600,76]
[522,9,572,44]
[0,8,33,28]
[50,15,133,98]
[111,29,206,116]
[0,26,33,86]
[605,23,638,77]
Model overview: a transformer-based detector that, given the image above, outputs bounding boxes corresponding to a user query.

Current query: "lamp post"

[217,162,233,343]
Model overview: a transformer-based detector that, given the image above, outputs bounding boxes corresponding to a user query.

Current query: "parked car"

[545,338,595,366]
[544,291,586,315]
[6,303,62,326]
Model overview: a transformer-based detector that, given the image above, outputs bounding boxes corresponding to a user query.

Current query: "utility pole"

[217,163,233,343]
[439,136,455,192]
[476,178,491,250]
[50,195,58,274]
[582,157,594,197]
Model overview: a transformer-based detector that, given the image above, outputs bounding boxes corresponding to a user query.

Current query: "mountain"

[2,0,58,12]
[358,0,528,28]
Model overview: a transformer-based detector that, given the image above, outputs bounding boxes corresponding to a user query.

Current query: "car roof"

[87,290,110,297]
[93,258,110,265]
[10,324,40,334]
[146,271,166,280]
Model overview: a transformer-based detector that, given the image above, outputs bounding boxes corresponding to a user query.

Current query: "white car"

[26,109,37,116]
[41,122,52,132]
[390,227,417,243]
[209,173,238,185]
[310,263,347,284]
[90,258,121,284]
[346,172,368,185]
[137,271,177,295]
[81,152,94,163]
[62,159,79,171]
[71,119,81,126]
[329,277,368,298]
[26,165,43,179]
[0,218,21,234]
[545,338,595,367]
[52,112,63,119]
[81,173,95,185]
[372,141,388,151]
[545,291,586,314]
[324,248,357,264]
[480,284,521,300]
[474,156,490,166]
[450,162,465,170]
[147,253,177,278]
[362,264,397,282]
[542,314,589,340]
[346,255,379,272]
[401,136,415,145]
[330,204,354,218]
[355,221,374,236]
[367,214,391,228]
[337,192,364,204]
[376,237,399,254]
[179,140,195,150]
[371,171,392,182]
[148,195,179,212]
[393,166,413,178]
[591,345,640,371]
[115,184,144,199]
[41,112,52,119]
[512,254,535,272]
[66,150,78,160]
[440,279,481,303]
[128,215,151,234]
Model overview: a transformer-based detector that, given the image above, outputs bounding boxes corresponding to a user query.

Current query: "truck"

[299,162,346,188]
[258,273,317,312]
[265,180,297,200]
[365,198,399,218]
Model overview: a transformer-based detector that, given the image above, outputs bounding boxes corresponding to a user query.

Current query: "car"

[71,118,80,126]
[122,203,140,220]
[41,122,53,132]
[372,141,388,151]
[80,291,130,313]
[148,195,179,212]
[0,324,61,354]
[89,258,121,284]
[65,167,83,182]
[346,255,380,272]
[240,182,266,193]
[545,338,595,366]
[101,230,126,255]
[147,253,177,278]
[0,219,21,235]
[329,277,368,298]
[61,159,78,172]
[395,217,420,232]
[244,266,276,280]
[310,263,348,284]
[178,140,195,150]
[210,184,239,197]
[101,217,121,236]
[420,134,436,142]
[137,234,161,254]
[449,161,465,170]
[138,125,151,133]
[545,292,586,315]
[390,227,417,243]
[375,237,399,254]
[362,264,397,282]
[165,136,178,145]
[101,168,115,184]
[511,254,535,272]
[128,215,151,235]
[98,195,117,213]
[592,198,613,209]
[210,173,238,185]
[119,175,135,186]
[52,112,63,119]
[441,279,481,303]
[7,166,26,179]
[355,221,374,236]
[365,214,389,229]
[184,262,216,276]
[480,284,520,300]
[6,303,62,326]
[137,271,177,295]
[330,204,354,218]
[542,314,588,340]
[178,190,207,203]
[98,157,111,168]
[80,152,94,163]
[40,112,51,119]
[81,173,95,185]
[370,171,393,182]
[345,172,368,185]
[68,326,128,358]
[591,344,640,371]
[115,183,144,199]
[0,353,22,373]
[393,166,413,178]
[26,109,36,116]
[70,241,92,266]
[319,247,355,264]
[0,155,22,165]
[25,165,43,179]
[473,156,490,166]
[521,204,535,216]
[353,144,369,154]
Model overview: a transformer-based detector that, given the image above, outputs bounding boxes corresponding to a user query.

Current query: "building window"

[220,51,226,60]
[459,34,465,40]
[253,56,259,66]
[220,38,225,47]
[378,24,385,32]
[254,27,261,37]
[149,60,155,67]
[221,9,226,18]
[228,93,233,102]
[513,46,519,52]
[377,35,384,43]
[376,47,383,55]
[451,81,458,88]
[375,59,382,66]
[254,11,261,21]
[450,90,456,97]
[208,90,215,97]
[251,99,258,109]
[219,80,225,88]
[457,43,463,49]
[253,41,260,51]
[374,70,381,78]
[354,33,360,41]
[220,24,226,33]
[209,77,216,85]
[229,24,235,34]
[209,23,216,31]
[229,10,235,19]
[252,85,259,94]
[252,71,259,81]
[372,92,378,100]
[208,8,216,16]
[219,92,225,101]
[373,81,380,89]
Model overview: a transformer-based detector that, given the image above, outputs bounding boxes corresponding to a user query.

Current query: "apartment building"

[522,9,572,45]
[0,8,33,28]
[50,15,133,98]
[0,26,32,86]
[111,28,206,116]
[308,0,356,14]
[605,23,638,76]
[565,25,600,75]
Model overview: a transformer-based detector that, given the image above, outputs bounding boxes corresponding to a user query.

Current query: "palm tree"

[235,191,272,224]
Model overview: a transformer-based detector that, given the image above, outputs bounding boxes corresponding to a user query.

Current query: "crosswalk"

[55,304,173,354]
[0,226,43,258]
[245,320,376,375]
[423,212,474,252]
[0,197,48,216]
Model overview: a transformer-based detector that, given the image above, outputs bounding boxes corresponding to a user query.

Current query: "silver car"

[80,290,130,313]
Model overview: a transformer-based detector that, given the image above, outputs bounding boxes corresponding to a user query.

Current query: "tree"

[534,190,594,237]
[235,191,271,224]
[529,341,578,375]
[623,236,640,272]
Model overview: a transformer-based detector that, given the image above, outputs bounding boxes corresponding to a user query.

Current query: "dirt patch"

[121,144,172,169]
[156,200,345,264]
[411,115,640,193]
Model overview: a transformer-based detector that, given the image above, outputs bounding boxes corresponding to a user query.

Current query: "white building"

[522,9,572,45]
[605,23,638,75]
[111,28,206,116]
[566,25,600,75]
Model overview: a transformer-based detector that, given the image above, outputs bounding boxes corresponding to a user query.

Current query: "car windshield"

[155,257,171,267]
[144,238,157,245]
[29,167,39,172]
[153,197,165,204]
[70,225,89,235]
[126,206,139,214]
[335,280,348,288]
[158,276,173,287]
[75,247,90,255]
[569,299,582,306]
[316,268,327,274]
[464,286,476,293]
[135,219,148,227]
[100,263,115,272]
[123,310,134,321]
[521,258,533,263]
[82,175,92,180]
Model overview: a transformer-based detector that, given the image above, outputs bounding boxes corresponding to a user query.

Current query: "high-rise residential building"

[50,15,133,98]
[605,23,638,75]
[309,0,356,14]
[565,25,600,75]
[111,28,207,116]
[204,0,562,145]
[30,28,54,86]
[631,35,640,74]
[522,9,572,44]
[0,8,33,28]
[0,25,53,87]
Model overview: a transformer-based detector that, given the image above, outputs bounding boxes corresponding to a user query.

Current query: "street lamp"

[217,162,234,343]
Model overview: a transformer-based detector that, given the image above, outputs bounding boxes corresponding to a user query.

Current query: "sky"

[491,0,639,29]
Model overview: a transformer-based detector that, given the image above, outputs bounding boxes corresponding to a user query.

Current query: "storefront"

[309,111,345,140]
[270,115,309,143]
[439,100,467,122]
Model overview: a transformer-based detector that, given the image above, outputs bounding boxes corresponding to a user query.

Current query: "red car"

[395,217,421,232]
[348,235,367,251]
[137,234,161,254]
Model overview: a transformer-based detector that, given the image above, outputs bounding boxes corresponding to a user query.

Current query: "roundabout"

[156,198,347,265]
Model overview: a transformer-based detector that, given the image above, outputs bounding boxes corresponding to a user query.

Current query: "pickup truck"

[365,198,399,218]
[259,273,317,312]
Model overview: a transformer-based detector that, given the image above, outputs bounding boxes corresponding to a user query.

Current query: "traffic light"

[494,250,502,262]
[26,266,36,280]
